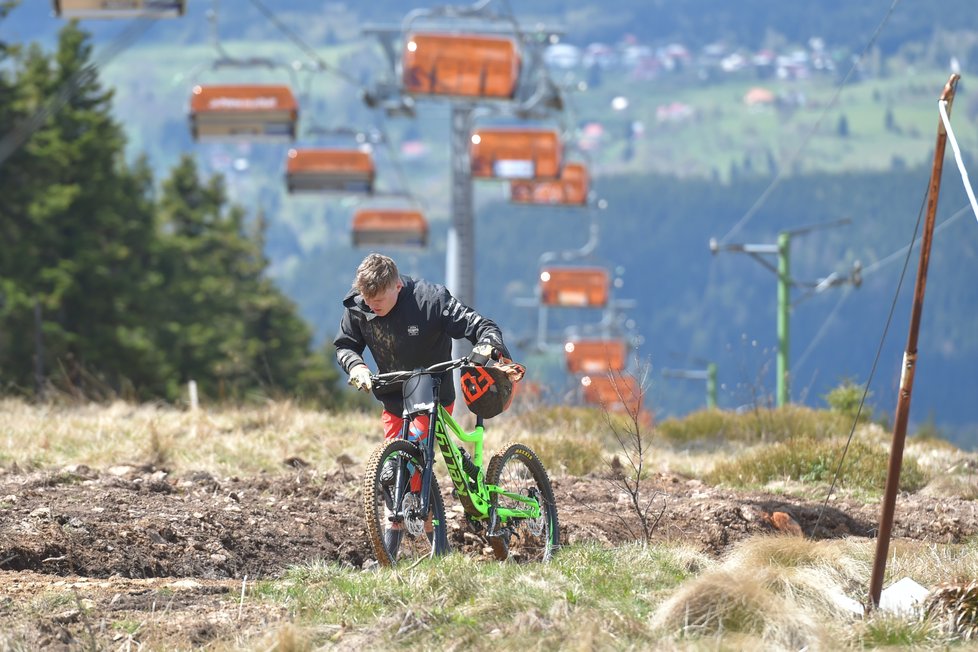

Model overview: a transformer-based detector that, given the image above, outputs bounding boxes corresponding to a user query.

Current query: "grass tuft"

[855,612,943,648]
[924,579,978,641]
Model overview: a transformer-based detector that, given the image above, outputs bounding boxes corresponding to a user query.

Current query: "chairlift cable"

[812,180,927,536]
[246,0,363,90]
[791,286,853,374]
[495,0,567,122]
[716,0,902,246]
[372,120,416,203]
[0,16,159,168]
[861,203,968,277]
[793,201,967,416]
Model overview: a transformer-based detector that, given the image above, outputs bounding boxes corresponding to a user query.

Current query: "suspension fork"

[389,413,415,523]
[416,396,440,519]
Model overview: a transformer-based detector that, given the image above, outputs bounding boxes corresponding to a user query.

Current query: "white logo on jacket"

[407,325,420,336]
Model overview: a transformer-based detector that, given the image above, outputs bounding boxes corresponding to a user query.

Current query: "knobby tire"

[485,441,560,562]
[363,439,449,567]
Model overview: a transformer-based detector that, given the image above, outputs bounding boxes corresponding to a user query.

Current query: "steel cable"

[812,182,928,537]
[0,15,159,168]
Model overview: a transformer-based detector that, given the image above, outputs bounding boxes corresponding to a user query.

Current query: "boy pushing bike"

[335,254,555,565]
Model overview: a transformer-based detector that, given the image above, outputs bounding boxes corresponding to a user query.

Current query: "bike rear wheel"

[363,439,449,567]
[485,441,559,562]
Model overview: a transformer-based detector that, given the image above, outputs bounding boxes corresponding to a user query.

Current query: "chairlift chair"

[402,32,521,99]
[285,148,375,194]
[581,374,641,414]
[539,266,609,307]
[53,0,185,18]
[564,338,627,374]
[511,161,589,205]
[189,84,298,141]
[470,127,562,180]
[351,207,428,248]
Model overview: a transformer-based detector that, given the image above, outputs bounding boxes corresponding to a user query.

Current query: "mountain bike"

[362,356,559,566]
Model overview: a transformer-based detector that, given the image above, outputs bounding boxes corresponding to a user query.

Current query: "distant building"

[544,43,582,69]
[743,87,775,106]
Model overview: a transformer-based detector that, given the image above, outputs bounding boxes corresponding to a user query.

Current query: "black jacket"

[333,275,510,414]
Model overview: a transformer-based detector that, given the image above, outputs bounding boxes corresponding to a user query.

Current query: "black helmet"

[460,363,514,419]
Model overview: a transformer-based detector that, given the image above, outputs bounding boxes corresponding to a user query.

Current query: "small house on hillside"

[743,87,775,107]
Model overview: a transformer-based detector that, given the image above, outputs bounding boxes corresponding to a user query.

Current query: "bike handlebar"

[370,357,470,388]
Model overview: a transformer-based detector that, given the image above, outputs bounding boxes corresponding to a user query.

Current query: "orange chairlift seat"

[565,339,627,374]
[190,85,298,141]
[285,148,375,194]
[511,162,589,206]
[539,266,609,308]
[402,32,521,99]
[352,208,428,248]
[581,374,642,414]
[470,128,562,180]
[53,0,185,18]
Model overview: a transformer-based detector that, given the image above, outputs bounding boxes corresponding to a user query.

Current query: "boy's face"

[363,280,403,317]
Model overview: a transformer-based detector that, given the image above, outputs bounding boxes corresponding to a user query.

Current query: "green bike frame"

[429,404,541,524]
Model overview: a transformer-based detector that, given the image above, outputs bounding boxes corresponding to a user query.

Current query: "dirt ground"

[2,462,977,648]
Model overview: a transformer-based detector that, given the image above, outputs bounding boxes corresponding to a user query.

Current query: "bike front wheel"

[485,441,560,562]
[363,439,449,567]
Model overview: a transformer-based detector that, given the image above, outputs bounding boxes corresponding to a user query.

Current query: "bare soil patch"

[2,463,977,647]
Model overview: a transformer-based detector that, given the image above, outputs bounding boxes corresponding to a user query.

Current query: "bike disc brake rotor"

[521,489,545,537]
[401,493,425,537]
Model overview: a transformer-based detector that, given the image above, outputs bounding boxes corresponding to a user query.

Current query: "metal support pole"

[448,104,475,393]
[448,104,475,307]
[776,232,791,407]
[869,73,959,608]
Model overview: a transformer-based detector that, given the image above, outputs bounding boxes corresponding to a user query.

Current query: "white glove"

[471,343,495,361]
[348,365,372,392]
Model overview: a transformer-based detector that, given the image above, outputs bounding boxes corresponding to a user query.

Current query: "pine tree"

[3,24,161,396]
[153,155,338,402]
[0,19,337,404]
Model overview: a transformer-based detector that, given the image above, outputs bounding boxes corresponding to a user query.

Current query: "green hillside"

[4,1,978,440]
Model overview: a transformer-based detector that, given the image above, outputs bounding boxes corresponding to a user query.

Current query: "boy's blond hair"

[354,254,400,298]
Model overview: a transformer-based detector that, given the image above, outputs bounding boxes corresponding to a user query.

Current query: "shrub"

[706,436,927,493]
[657,406,851,446]
[823,378,873,423]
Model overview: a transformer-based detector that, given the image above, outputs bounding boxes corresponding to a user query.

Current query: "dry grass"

[0,398,381,477]
[651,537,867,650]
[238,537,978,650]
[0,398,608,479]
[650,536,978,650]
